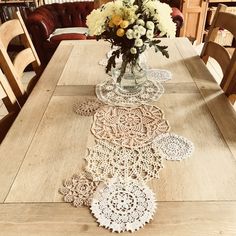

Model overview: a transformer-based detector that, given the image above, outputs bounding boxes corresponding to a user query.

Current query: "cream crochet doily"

[73,98,104,116]
[91,105,170,148]
[91,178,156,233]
[153,133,194,161]
[59,172,99,207]
[96,79,164,106]
[85,140,163,182]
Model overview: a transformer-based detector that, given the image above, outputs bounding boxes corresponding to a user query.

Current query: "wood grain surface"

[0,38,235,235]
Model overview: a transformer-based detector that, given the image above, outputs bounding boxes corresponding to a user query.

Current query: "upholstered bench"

[27,2,184,67]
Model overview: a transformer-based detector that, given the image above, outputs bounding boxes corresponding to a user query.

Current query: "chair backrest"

[0,11,41,106]
[0,69,21,143]
[200,4,236,93]
[224,52,236,104]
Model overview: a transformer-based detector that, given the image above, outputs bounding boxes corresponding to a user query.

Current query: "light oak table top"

[0,38,236,235]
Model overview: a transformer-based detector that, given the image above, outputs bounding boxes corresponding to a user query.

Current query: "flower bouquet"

[86,0,176,87]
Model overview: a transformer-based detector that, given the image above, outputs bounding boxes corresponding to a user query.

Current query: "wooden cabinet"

[179,0,209,44]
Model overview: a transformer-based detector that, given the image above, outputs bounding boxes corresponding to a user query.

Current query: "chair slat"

[13,48,36,77]
[202,41,231,75]
[0,20,24,49]
[216,12,236,38]
[0,41,25,99]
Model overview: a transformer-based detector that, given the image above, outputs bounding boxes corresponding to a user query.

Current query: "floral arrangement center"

[86,0,176,83]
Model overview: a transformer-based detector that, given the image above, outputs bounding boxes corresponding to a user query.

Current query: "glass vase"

[112,54,147,94]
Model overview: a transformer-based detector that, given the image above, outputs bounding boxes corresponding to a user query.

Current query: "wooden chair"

[0,11,42,106]
[0,69,21,143]
[200,4,236,103]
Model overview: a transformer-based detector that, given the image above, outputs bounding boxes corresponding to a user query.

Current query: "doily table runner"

[73,98,104,116]
[91,178,156,233]
[96,79,164,106]
[153,133,194,161]
[59,172,99,207]
[85,140,163,182]
[91,105,170,148]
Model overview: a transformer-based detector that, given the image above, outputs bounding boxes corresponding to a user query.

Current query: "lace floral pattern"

[96,79,164,106]
[91,178,156,233]
[91,105,170,148]
[85,140,163,182]
[153,133,194,161]
[59,172,99,207]
[73,98,104,116]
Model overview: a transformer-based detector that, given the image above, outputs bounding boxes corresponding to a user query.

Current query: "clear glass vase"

[112,54,147,94]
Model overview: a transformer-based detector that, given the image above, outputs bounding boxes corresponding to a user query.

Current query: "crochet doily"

[91,178,156,233]
[153,133,194,161]
[59,172,99,207]
[147,69,172,82]
[73,98,104,116]
[91,105,170,148]
[95,79,164,106]
[85,140,163,182]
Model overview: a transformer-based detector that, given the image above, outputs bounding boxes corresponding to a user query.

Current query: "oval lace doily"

[147,69,172,82]
[96,79,164,106]
[91,178,157,233]
[59,172,99,207]
[85,140,163,182]
[153,133,194,161]
[73,98,104,116]
[91,105,170,148]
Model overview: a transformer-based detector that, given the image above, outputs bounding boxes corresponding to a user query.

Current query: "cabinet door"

[180,0,208,44]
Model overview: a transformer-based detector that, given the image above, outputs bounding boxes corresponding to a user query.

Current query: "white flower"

[146,29,154,39]
[136,19,145,26]
[130,47,137,54]
[133,30,141,39]
[138,25,146,35]
[143,1,176,37]
[126,29,134,39]
[134,39,143,47]
[86,9,107,36]
[133,24,139,30]
[146,21,154,30]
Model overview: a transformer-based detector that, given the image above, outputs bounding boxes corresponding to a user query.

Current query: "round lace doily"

[147,69,172,82]
[91,178,156,233]
[91,105,170,148]
[153,133,194,161]
[59,172,99,207]
[96,79,164,106]
[73,98,104,116]
[85,140,163,182]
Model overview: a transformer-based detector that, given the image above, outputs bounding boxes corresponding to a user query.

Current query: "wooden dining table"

[0,38,236,235]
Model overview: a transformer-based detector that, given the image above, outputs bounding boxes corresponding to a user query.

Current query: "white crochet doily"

[147,69,172,82]
[153,133,194,161]
[96,79,164,106]
[73,98,104,116]
[85,140,163,182]
[91,105,170,148]
[58,172,99,207]
[91,178,156,233]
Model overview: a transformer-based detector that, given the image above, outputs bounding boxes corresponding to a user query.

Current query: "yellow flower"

[116,28,125,37]
[112,15,123,26]
[120,20,129,29]
[108,20,114,28]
